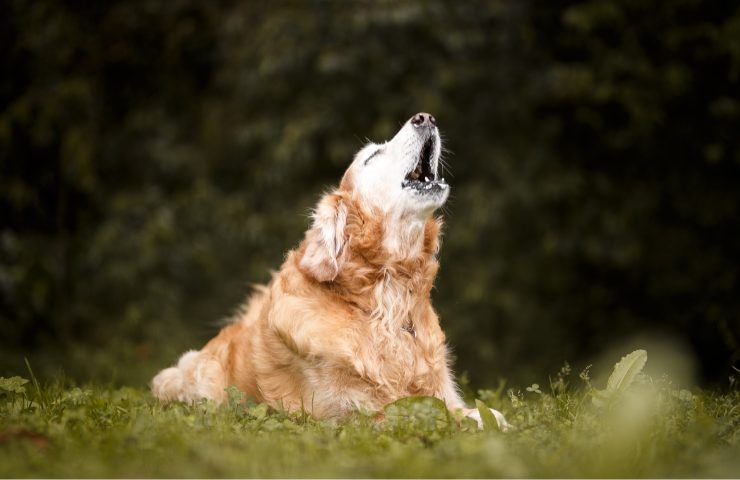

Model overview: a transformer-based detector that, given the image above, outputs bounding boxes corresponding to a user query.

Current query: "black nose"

[410,112,436,128]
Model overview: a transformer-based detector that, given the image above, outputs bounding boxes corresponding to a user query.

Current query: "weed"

[0,352,738,477]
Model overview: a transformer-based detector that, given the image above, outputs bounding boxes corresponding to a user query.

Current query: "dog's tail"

[151,350,228,404]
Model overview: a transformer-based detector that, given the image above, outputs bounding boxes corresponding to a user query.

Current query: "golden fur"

[152,114,508,429]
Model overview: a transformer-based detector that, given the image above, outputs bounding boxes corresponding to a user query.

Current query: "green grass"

[1,361,738,478]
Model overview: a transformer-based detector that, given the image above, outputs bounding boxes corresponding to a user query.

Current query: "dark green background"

[1,0,738,388]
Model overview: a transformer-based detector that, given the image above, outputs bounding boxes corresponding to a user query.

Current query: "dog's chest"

[356,310,444,397]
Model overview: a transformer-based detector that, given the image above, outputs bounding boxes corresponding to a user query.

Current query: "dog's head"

[343,112,449,217]
[300,113,448,282]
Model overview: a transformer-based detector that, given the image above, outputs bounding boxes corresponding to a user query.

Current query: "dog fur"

[151,113,508,429]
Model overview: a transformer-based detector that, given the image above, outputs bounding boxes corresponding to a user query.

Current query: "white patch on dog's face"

[349,114,448,219]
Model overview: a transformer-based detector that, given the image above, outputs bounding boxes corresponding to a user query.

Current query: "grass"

[0,358,738,478]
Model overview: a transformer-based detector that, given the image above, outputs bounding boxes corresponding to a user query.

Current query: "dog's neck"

[329,204,441,329]
[376,215,440,332]
[381,212,430,260]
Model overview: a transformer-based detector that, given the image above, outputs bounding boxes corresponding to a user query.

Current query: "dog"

[151,113,509,430]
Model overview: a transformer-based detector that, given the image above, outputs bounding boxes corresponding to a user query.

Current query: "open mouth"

[402,137,446,192]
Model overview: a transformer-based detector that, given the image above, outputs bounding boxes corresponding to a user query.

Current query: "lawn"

[1,352,738,478]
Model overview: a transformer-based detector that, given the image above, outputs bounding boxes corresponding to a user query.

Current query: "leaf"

[591,389,608,407]
[593,349,648,406]
[224,385,245,408]
[384,396,450,435]
[605,349,648,394]
[384,396,448,419]
[0,377,29,394]
[248,402,269,420]
[475,399,499,431]
[526,383,542,394]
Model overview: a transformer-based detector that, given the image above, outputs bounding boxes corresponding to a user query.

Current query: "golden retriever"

[151,113,509,430]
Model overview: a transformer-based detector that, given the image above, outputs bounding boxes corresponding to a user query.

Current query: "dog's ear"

[299,194,348,282]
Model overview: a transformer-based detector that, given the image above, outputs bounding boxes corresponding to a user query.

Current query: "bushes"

[1,1,738,385]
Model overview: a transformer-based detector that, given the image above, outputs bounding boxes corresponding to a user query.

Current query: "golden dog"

[152,113,508,429]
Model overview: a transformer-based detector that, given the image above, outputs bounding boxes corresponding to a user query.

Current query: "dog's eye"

[364,148,382,165]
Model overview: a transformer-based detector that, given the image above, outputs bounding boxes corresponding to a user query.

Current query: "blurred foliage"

[1,0,739,386]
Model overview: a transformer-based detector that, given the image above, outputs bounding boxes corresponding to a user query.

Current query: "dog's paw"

[463,407,512,432]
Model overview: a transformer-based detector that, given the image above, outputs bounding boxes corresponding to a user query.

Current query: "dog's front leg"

[438,364,511,431]
[460,407,511,431]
